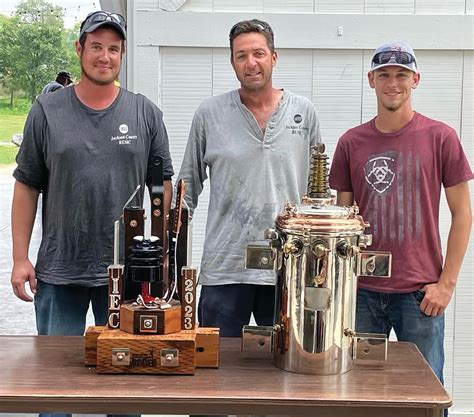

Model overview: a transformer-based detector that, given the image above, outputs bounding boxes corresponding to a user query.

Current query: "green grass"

[0,97,28,164]
[0,144,19,165]
[0,97,29,143]
[0,114,26,142]
[0,97,32,115]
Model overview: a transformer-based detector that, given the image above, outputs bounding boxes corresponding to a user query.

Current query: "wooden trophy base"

[119,303,181,335]
[85,326,220,375]
[183,327,220,368]
[97,329,196,374]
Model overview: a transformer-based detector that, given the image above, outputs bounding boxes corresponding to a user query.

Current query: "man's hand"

[419,282,454,317]
[11,259,37,302]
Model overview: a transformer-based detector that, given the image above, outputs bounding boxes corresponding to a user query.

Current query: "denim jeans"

[35,280,139,417]
[35,280,110,335]
[357,287,448,415]
[356,288,445,383]
[198,284,275,337]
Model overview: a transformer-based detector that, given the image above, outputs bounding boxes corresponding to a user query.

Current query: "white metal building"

[102,1,473,415]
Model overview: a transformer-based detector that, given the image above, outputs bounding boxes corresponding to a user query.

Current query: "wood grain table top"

[0,335,451,416]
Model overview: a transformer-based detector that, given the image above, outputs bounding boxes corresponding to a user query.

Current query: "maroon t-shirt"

[329,112,473,293]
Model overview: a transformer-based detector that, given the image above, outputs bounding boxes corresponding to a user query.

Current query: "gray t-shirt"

[178,90,321,286]
[14,87,174,286]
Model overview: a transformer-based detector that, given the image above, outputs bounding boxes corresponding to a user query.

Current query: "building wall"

[126,1,474,414]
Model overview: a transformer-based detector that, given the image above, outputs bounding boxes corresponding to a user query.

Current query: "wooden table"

[0,335,450,416]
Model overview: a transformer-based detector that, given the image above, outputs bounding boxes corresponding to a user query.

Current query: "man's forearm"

[438,208,472,290]
[438,181,472,291]
[11,181,39,262]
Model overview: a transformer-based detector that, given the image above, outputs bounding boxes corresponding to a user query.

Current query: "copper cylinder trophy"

[244,144,392,375]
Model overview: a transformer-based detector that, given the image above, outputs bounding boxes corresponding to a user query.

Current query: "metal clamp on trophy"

[243,144,392,375]
[85,158,219,375]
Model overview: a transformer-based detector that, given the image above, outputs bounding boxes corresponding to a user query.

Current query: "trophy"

[85,158,219,375]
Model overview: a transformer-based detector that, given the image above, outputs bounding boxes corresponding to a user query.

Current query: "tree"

[0,14,20,106]
[0,1,86,105]
[63,24,81,82]
[11,0,69,103]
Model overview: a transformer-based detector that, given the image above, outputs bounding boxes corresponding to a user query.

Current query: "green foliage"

[0,97,31,115]
[63,24,81,81]
[0,0,82,104]
[15,0,64,25]
[13,0,66,103]
[0,14,18,97]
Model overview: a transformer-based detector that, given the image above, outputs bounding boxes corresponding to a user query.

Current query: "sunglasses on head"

[230,20,272,37]
[81,11,127,31]
[372,50,416,66]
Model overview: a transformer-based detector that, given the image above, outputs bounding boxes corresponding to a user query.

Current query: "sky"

[0,0,100,28]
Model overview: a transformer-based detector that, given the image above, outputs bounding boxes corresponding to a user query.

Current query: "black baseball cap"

[57,70,72,78]
[79,11,127,40]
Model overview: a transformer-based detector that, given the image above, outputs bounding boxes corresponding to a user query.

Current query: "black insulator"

[126,237,163,284]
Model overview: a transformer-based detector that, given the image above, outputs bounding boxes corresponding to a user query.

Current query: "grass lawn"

[0,97,30,142]
[0,144,18,165]
[0,114,26,142]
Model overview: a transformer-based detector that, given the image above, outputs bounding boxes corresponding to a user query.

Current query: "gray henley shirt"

[178,89,321,286]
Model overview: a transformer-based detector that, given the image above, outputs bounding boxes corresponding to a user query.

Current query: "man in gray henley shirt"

[178,19,321,337]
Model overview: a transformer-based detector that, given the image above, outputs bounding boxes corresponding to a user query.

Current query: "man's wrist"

[436,276,456,292]
[13,257,30,264]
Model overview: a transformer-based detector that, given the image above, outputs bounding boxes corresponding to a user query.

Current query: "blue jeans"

[356,288,445,383]
[35,280,109,335]
[35,280,139,417]
[356,288,448,417]
[198,284,275,337]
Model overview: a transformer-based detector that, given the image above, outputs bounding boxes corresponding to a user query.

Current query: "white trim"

[126,0,137,92]
[135,11,474,49]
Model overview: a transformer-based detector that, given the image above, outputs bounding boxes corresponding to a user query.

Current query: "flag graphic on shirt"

[363,151,421,245]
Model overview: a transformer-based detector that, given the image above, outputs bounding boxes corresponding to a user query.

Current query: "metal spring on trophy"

[308,143,331,199]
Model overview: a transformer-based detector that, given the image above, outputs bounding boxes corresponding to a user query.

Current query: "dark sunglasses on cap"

[372,50,416,66]
[81,11,127,31]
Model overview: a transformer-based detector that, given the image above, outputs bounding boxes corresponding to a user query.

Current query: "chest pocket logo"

[286,114,308,137]
[364,156,395,194]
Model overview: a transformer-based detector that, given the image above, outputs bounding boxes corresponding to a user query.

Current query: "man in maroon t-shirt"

[329,41,473,397]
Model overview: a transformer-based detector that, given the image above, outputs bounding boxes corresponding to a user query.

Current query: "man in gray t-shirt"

[177,19,321,337]
[11,11,173,348]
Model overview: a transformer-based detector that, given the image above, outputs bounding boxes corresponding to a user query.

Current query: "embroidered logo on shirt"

[286,114,308,137]
[364,156,395,194]
[119,124,129,134]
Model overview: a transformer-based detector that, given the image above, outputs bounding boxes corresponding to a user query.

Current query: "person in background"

[11,10,174,417]
[329,42,473,416]
[41,70,73,94]
[177,19,322,337]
